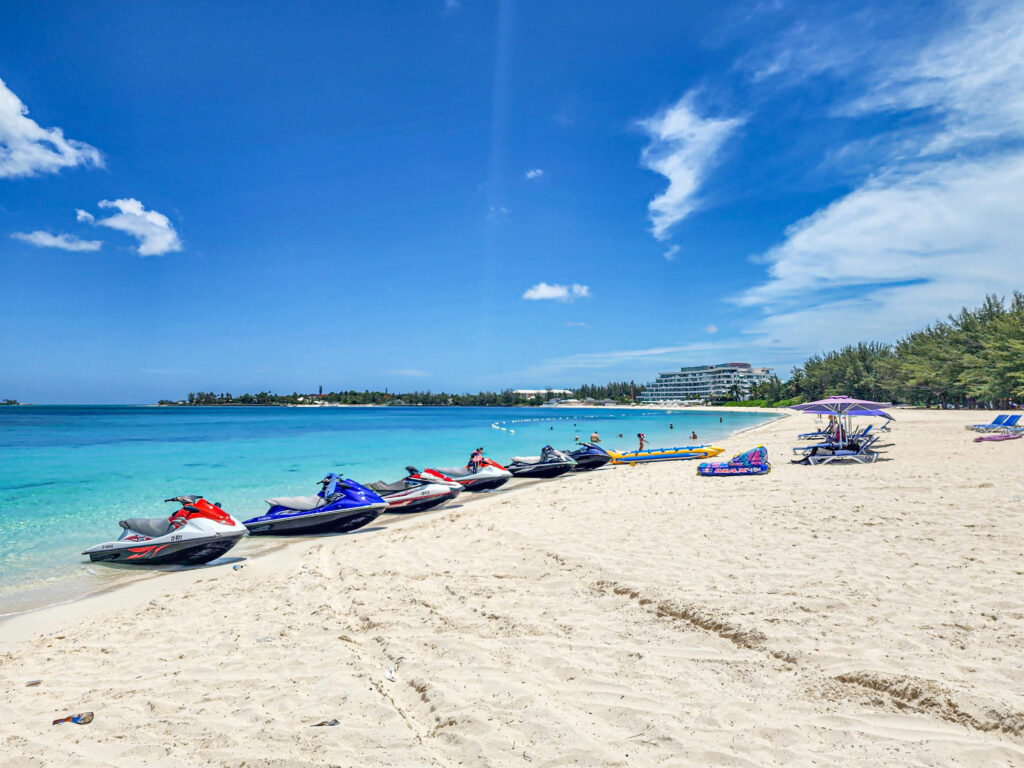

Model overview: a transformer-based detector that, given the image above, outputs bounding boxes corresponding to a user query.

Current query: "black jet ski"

[568,442,612,471]
[505,446,577,478]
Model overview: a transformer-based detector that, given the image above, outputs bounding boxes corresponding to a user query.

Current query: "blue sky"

[1,0,1021,403]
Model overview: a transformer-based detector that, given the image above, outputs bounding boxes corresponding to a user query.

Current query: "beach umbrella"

[789,395,891,415]
[795,406,894,420]
[790,396,893,441]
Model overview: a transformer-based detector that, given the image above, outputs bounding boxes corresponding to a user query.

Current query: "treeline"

[1,398,19,405]
[747,293,1024,407]
[159,382,641,407]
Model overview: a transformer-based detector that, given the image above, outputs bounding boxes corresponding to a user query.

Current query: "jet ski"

[367,466,462,514]
[568,442,612,471]
[243,473,387,535]
[505,446,577,478]
[426,457,512,492]
[82,495,246,565]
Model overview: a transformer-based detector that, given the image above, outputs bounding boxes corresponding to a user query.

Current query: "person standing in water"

[637,433,648,451]
[590,431,601,443]
[690,430,698,440]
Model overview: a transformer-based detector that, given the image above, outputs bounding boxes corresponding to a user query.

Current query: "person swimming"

[590,431,600,443]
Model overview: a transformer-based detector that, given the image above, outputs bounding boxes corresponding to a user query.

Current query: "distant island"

[157,383,640,408]
[157,294,1024,411]
[1,399,21,405]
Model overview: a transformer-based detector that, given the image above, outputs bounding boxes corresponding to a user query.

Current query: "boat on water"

[606,444,724,464]
[243,473,387,535]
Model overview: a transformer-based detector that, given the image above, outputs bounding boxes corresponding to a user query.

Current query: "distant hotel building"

[638,362,775,402]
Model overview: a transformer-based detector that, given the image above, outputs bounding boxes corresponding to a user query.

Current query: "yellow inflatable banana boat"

[607,445,725,465]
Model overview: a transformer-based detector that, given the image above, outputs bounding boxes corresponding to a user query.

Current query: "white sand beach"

[2,409,1024,766]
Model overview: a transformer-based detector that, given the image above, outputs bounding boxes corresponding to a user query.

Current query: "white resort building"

[638,362,775,403]
[513,389,574,398]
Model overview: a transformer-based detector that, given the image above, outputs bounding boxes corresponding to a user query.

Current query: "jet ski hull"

[568,443,612,471]
[507,462,575,479]
[84,534,244,565]
[383,488,459,513]
[570,454,611,471]
[429,465,511,492]
[244,503,386,535]
[457,475,510,492]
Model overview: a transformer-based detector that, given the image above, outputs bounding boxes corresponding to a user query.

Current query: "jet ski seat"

[367,480,408,493]
[511,456,541,464]
[265,495,326,511]
[120,517,175,538]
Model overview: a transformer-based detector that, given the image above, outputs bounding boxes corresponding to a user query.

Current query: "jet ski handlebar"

[164,495,202,504]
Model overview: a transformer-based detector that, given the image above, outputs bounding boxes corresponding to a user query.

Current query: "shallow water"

[0,405,771,613]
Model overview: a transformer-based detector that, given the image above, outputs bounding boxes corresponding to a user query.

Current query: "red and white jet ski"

[83,496,247,565]
[425,457,512,492]
[367,466,463,514]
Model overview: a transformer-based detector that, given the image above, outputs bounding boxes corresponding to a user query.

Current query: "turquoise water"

[0,405,772,613]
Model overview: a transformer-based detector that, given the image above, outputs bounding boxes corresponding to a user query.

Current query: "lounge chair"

[792,426,872,455]
[806,435,880,465]
[995,415,1022,432]
[798,425,834,440]
[792,435,879,464]
[966,414,1008,432]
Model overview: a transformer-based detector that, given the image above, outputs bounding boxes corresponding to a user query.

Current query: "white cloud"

[0,78,102,179]
[638,92,744,240]
[738,1,1024,352]
[522,282,590,302]
[11,231,102,252]
[524,168,544,179]
[704,324,718,334]
[663,244,681,261]
[527,340,739,376]
[75,209,94,223]
[566,321,588,327]
[844,1,1024,154]
[80,198,182,256]
[487,205,510,224]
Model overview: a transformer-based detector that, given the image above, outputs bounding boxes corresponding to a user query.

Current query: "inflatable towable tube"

[697,446,771,476]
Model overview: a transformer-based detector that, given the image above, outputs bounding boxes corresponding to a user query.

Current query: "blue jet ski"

[244,473,387,535]
[568,442,612,471]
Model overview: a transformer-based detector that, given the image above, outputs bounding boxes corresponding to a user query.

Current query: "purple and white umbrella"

[790,396,893,440]
[789,396,891,416]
